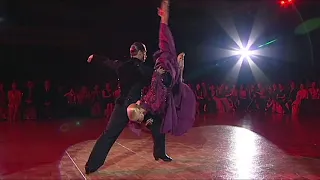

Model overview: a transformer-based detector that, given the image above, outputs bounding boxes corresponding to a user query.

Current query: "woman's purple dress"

[136,23,196,136]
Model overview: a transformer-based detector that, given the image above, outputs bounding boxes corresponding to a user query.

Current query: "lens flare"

[238,48,252,59]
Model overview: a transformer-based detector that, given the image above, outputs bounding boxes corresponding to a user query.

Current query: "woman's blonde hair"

[127,103,142,122]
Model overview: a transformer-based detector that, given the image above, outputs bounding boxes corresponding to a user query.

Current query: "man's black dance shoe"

[154,154,173,162]
[85,165,98,175]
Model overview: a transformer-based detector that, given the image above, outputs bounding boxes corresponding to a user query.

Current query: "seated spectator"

[292,83,309,115]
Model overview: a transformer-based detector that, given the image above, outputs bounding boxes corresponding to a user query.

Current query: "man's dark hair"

[130,42,146,56]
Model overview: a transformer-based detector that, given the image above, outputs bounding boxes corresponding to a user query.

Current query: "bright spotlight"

[236,47,253,61]
[239,48,252,58]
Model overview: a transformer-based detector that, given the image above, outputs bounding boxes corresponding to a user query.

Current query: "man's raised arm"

[87,54,122,70]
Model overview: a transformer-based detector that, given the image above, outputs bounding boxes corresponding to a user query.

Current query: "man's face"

[142,44,147,61]
[140,51,147,62]
[137,50,147,62]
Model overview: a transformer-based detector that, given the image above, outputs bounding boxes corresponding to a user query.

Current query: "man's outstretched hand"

[87,55,94,63]
[158,0,169,24]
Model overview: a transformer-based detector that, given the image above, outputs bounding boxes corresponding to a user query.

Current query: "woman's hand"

[177,52,185,69]
[145,118,154,126]
[158,0,169,24]
[156,67,166,75]
[177,52,185,61]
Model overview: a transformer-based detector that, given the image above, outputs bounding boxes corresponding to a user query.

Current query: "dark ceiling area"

[1,1,319,46]
[0,0,319,82]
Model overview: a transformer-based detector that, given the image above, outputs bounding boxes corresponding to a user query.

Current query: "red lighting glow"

[280,0,294,7]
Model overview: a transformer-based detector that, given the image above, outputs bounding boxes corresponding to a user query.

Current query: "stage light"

[280,0,286,7]
[239,49,251,57]
[280,0,294,7]
[287,0,294,4]
[237,48,252,60]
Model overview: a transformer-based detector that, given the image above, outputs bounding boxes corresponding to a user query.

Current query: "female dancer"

[127,0,196,136]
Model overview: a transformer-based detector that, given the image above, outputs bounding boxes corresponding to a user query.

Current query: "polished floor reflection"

[1,113,320,179]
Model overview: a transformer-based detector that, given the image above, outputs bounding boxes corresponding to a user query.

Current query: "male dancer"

[85,42,172,174]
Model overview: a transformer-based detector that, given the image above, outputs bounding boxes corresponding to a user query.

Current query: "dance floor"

[1,113,320,179]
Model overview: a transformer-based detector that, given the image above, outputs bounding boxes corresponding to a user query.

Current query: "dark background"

[0,0,319,85]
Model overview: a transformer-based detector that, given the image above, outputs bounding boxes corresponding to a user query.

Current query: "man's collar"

[131,57,143,62]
